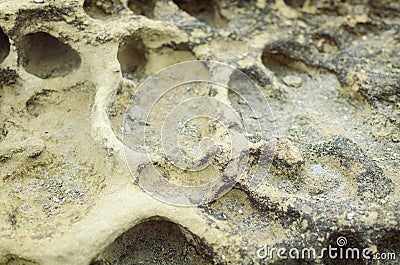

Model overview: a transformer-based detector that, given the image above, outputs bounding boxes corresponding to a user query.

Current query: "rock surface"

[0,0,399,264]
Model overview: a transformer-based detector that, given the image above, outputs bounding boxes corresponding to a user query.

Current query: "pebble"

[282,75,303,88]
[347,213,355,220]
[34,0,45,3]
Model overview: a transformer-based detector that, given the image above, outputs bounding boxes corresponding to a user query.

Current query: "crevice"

[0,27,10,64]
[261,41,336,77]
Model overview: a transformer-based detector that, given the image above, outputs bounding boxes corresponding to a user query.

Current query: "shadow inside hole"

[344,22,383,37]
[284,0,306,9]
[83,0,124,19]
[0,27,10,64]
[91,218,213,265]
[18,32,81,79]
[117,38,147,80]
[323,230,368,265]
[127,0,156,18]
[262,49,306,78]
[173,0,228,28]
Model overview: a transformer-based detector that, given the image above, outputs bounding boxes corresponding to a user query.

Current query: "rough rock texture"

[0,0,399,264]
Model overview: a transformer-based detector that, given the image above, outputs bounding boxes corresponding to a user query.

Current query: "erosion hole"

[91,218,213,265]
[284,0,306,9]
[262,48,299,77]
[127,0,156,18]
[83,0,123,19]
[262,43,314,79]
[19,32,81,79]
[173,0,228,28]
[0,27,10,64]
[117,38,147,80]
[145,46,196,75]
